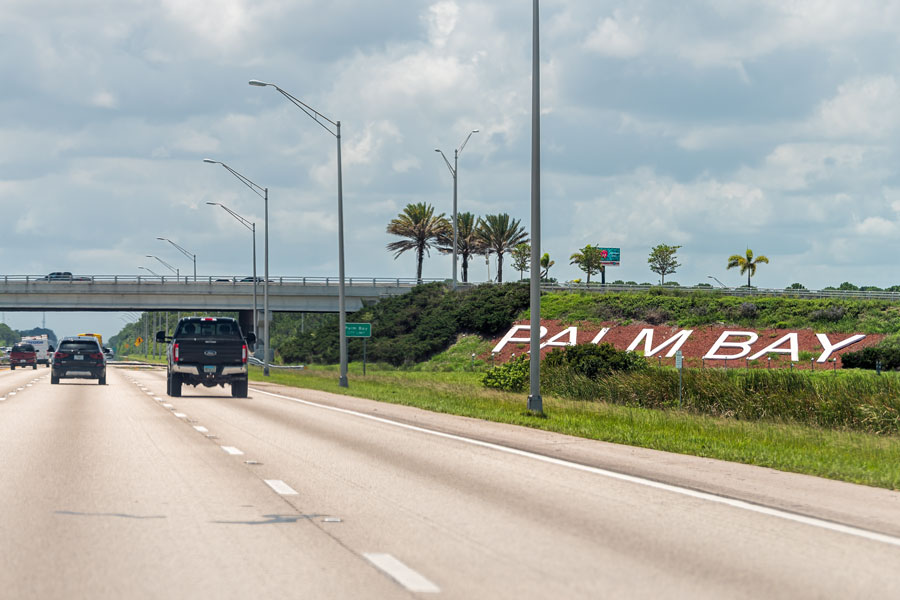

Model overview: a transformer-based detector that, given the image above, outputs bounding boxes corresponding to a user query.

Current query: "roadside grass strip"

[250,366,900,490]
[256,386,900,550]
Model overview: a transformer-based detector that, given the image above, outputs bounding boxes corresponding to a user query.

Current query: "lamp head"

[205,202,218,206]
[248,80,270,87]
[434,149,441,153]
[202,158,218,164]
[156,237,166,241]
[472,129,479,133]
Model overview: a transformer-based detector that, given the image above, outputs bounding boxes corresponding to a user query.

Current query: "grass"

[122,349,900,490]
[248,362,900,490]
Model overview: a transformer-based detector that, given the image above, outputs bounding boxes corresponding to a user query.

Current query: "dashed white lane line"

[363,553,440,594]
[264,479,298,495]
[253,387,900,550]
[221,446,244,456]
[193,425,209,433]
[162,404,174,409]
[173,412,187,418]
[153,397,163,402]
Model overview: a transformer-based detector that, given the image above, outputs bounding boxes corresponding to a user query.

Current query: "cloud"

[584,13,645,58]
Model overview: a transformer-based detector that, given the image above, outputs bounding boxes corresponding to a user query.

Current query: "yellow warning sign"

[135,337,143,346]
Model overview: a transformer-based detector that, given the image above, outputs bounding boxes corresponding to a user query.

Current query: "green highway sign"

[345,323,372,338]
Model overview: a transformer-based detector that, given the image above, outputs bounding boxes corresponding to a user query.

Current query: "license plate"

[74,355,84,360]
[204,365,216,373]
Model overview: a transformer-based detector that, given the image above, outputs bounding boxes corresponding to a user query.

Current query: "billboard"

[595,247,620,266]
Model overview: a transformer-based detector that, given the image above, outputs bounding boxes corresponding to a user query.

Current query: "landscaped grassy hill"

[273,284,900,366]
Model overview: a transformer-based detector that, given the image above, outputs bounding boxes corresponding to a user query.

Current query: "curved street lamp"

[204,159,270,376]
[435,129,478,289]
[138,266,160,277]
[157,237,196,281]
[249,79,348,388]
[146,255,178,279]
[206,201,259,343]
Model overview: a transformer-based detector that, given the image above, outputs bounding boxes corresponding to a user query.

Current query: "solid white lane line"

[193,425,209,433]
[173,412,187,418]
[363,553,440,594]
[264,479,298,495]
[253,388,900,549]
[221,446,244,455]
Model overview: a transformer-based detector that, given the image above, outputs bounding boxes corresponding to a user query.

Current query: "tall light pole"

[528,0,543,414]
[157,237,196,281]
[249,79,348,388]
[207,201,258,339]
[435,130,478,289]
[146,255,179,279]
[707,275,727,289]
[203,159,270,376]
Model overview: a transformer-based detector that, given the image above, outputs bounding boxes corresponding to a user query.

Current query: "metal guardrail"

[0,275,445,287]
[3,275,899,301]
[540,283,900,301]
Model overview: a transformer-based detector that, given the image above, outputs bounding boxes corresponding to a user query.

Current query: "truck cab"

[157,317,256,398]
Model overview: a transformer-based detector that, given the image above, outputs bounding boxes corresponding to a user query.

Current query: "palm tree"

[570,245,605,284]
[727,248,770,287]
[436,212,482,283]
[475,213,529,283]
[386,202,450,283]
[540,253,555,280]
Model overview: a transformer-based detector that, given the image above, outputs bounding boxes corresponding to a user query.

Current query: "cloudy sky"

[3,0,900,340]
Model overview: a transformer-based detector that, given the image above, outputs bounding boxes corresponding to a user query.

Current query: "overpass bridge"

[0,275,436,313]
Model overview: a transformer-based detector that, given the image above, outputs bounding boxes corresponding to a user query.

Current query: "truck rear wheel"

[10,365,14,370]
[231,379,248,398]
[167,372,182,397]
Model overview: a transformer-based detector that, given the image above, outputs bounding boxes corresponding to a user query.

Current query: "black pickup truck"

[157,317,256,398]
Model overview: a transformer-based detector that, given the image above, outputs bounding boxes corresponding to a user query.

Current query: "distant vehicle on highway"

[240,276,272,283]
[10,343,37,370]
[51,336,106,385]
[102,347,114,360]
[21,335,54,366]
[36,272,90,282]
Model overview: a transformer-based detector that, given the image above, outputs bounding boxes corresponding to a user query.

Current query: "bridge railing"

[0,275,446,287]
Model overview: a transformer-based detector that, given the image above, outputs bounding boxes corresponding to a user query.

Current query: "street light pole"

[527,0,543,414]
[146,255,178,279]
[138,266,160,277]
[436,130,478,289]
[250,79,348,388]
[157,237,196,281]
[707,275,727,289]
[207,202,258,339]
[203,159,270,376]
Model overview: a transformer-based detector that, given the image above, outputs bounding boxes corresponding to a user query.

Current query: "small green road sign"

[345,323,372,338]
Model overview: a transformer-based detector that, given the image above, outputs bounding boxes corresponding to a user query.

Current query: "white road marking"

[193,425,209,433]
[153,397,162,401]
[162,403,173,409]
[9,392,16,396]
[173,412,187,418]
[254,387,900,549]
[221,446,244,455]
[264,479,298,495]
[363,553,440,593]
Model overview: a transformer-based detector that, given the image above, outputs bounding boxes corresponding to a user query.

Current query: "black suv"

[158,317,256,398]
[51,337,107,385]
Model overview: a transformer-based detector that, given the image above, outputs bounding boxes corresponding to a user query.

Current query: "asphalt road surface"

[1,364,899,599]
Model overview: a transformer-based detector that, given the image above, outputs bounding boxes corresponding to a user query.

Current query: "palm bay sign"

[490,321,879,366]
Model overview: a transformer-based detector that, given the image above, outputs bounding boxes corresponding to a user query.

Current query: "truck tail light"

[242,344,247,364]
[174,343,180,362]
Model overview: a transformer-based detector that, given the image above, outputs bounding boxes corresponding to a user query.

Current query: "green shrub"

[482,354,530,392]
[543,343,646,379]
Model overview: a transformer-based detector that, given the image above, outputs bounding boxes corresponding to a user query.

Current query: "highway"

[1,365,899,599]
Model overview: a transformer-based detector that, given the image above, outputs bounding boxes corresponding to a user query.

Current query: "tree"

[726,248,769,288]
[435,212,482,283]
[540,253,555,280]
[511,243,531,280]
[647,244,682,284]
[386,203,451,283]
[475,213,529,283]
[570,245,606,284]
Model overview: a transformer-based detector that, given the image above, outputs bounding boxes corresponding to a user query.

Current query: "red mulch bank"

[484,320,885,370]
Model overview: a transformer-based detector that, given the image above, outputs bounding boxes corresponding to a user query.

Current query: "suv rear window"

[176,321,241,338]
[59,340,101,352]
[12,344,35,352]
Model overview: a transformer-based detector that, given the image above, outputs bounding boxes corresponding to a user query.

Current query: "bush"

[543,343,647,379]
[739,302,758,318]
[482,354,530,392]
[810,306,846,322]
[842,334,900,371]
